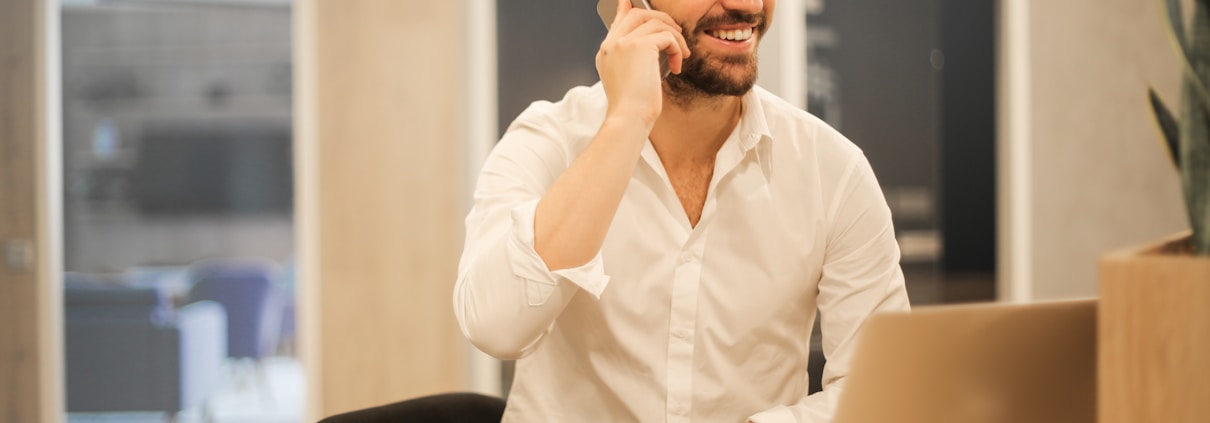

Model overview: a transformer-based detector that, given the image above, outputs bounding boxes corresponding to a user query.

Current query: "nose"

[719,0,763,14]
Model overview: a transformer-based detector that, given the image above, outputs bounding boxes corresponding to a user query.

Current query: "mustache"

[694,10,767,32]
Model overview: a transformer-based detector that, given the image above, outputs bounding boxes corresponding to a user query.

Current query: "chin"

[708,60,759,92]
[666,47,761,98]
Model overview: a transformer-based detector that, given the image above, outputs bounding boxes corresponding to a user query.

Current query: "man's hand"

[596,0,690,129]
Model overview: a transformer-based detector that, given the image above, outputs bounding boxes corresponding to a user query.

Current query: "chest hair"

[665,159,715,228]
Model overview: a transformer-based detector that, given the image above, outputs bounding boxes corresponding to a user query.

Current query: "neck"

[649,88,745,163]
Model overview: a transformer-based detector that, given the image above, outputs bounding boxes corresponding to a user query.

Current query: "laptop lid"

[832,299,1097,423]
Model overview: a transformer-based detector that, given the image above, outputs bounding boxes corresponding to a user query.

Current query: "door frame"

[0,0,64,421]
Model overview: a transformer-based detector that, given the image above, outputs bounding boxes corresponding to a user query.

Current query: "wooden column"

[296,0,469,418]
[0,0,56,421]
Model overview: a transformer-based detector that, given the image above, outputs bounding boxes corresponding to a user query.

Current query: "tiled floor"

[67,357,305,423]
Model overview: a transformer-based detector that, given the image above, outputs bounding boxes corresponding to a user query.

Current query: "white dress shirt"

[454,83,910,422]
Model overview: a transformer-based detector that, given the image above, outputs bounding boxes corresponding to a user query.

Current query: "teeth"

[708,28,753,41]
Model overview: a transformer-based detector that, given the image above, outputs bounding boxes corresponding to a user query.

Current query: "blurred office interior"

[59,0,301,422]
[0,0,1193,422]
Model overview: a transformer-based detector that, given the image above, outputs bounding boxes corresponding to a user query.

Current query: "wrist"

[604,91,661,126]
[600,112,656,142]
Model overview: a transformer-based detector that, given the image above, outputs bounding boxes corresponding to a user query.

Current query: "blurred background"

[0,0,1192,422]
[58,0,299,422]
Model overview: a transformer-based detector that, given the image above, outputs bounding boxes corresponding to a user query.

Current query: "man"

[454,0,909,421]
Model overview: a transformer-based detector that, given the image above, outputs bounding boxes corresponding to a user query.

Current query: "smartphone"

[596,0,671,77]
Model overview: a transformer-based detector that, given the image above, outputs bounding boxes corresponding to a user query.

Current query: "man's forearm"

[748,387,843,423]
[534,116,649,271]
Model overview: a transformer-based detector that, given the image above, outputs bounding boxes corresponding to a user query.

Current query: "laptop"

[832,299,1097,423]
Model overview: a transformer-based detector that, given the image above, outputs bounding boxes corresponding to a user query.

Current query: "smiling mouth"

[705,27,755,42]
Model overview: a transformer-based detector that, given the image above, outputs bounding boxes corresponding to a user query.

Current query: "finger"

[613,0,632,28]
[666,38,685,74]
[638,9,682,34]
[634,31,680,74]
[624,19,692,67]
[609,0,638,29]
[673,26,690,61]
[629,19,690,58]
[610,9,682,39]
[652,33,686,74]
[628,18,685,41]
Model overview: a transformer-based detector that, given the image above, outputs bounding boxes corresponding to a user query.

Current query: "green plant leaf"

[1191,79,1210,254]
[1160,0,1210,120]
[1165,0,1188,48]
[1149,87,1183,168]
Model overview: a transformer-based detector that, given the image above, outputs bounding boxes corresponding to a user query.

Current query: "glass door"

[60,1,303,421]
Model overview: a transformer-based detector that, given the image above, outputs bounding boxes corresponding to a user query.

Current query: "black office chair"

[318,392,506,423]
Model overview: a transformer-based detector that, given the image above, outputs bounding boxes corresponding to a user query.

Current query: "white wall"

[1000,0,1188,302]
[757,0,807,108]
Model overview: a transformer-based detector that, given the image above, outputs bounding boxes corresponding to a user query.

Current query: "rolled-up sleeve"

[454,118,611,360]
[749,154,910,423]
[507,199,611,304]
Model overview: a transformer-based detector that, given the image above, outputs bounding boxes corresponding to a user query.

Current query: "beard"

[664,10,768,103]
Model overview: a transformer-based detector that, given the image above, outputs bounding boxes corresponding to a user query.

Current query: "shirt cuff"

[747,405,796,423]
[506,199,611,305]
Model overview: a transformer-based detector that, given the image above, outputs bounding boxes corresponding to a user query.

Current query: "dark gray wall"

[808,0,996,273]
[808,0,943,259]
[497,0,607,137]
[939,0,996,272]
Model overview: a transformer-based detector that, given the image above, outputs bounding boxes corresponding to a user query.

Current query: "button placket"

[671,401,689,415]
[666,242,703,423]
[671,328,692,340]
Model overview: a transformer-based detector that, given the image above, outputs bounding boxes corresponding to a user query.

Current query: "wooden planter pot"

[1099,232,1210,423]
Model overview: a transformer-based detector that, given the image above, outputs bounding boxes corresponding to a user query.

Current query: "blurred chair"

[65,274,227,422]
[188,258,283,359]
[318,393,506,423]
[187,258,284,401]
[124,265,191,299]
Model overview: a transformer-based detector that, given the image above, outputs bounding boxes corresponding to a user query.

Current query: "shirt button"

[671,328,691,339]
[671,403,689,415]
[679,251,693,263]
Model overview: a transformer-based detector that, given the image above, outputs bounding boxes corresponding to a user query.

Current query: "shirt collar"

[738,88,775,180]
[737,88,774,152]
[638,87,776,181]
